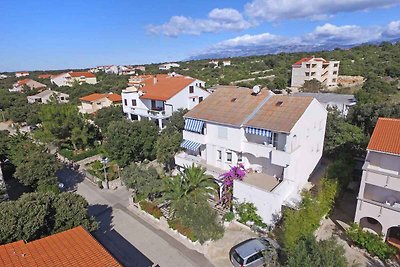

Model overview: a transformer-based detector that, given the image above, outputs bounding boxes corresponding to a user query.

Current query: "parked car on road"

[229,237,280,267]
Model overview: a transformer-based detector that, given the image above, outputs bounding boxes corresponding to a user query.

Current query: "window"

[218,126,228,139]
[332,78,337,82]
[226,151,232,163]
[312,64,317,68]
[124,99,127,106]
[334,63,338,67]
[131,99,137,106]
[189,86,194,93]
[306,64,311,68]
[199,97,203,103]
[333,71,337,75]
[192,98,195,102]
[246,252,263,264]
[217,150,222,161]
[237,152,243,163]
[305,72,310,76]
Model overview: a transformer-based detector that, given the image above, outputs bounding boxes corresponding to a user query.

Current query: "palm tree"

[161,164,218,212]
[182,164,218,201]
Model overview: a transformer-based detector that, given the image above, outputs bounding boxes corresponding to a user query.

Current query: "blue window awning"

[245,127,272,137]
[184,119,204,133]
[180,140,202,151]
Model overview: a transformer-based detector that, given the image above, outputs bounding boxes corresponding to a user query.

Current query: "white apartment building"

[291,57,339,88]
[122,74,209,129]
[354,118,400,243]
[175,86,327,224]
[159,63,180,71]
[51,72,97,87]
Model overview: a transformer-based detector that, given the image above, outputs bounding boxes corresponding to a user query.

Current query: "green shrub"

[346,223,396,261]
[139,200,163,219]
[59,147,100,162]
[235,202,266,227]
[168,219,197,242]
[283,178,339,250]
[223,211,235,222]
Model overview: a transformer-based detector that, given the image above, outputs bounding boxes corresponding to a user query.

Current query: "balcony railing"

[130,107,172,118]
[363,162,400,190]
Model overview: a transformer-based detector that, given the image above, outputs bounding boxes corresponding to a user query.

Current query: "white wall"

[167,80,209,111]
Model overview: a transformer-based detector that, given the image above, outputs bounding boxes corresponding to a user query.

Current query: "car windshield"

[232,250,244,265]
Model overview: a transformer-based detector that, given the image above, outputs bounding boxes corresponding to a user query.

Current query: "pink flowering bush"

[219,164,246,209]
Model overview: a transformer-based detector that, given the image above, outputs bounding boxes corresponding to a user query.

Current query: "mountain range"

[188,38,400,61]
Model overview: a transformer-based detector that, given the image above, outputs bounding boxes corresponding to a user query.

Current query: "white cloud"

[215,33,296,48]
[245,0,400,21]
[198,21,400,57]
[146,8,252,37]
[383,20,400,37]
[306,23,382,44]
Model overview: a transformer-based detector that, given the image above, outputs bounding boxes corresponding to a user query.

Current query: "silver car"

[229,237,280,267]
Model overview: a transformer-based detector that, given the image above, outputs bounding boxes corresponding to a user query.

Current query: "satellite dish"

[252,85,261,94]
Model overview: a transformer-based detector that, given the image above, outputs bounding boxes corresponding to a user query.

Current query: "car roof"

[235,239,266,258]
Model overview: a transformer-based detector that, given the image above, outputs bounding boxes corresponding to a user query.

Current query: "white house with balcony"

[291,57,339,88]
[122,74,209,129]
[175,86,327,225]
[354,118,400,245]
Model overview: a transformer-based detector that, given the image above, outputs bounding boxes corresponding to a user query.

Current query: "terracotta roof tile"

[185,86,315,132]
[68,71,96,78]
[244,95,314,132]
[79,93,121,102]
[0,226,121,267]
[185,87,271,127]
[367,117,400,155]
[139,75,195,101]
[38,74,52,79]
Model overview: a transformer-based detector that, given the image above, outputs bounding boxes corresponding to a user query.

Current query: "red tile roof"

[139,75,195,101]
[68,72,96,78]
[16,79,31,86]
[367,117,400,155]
[79,93,122,102]
[0,226,121,267]
[292,57,328,66]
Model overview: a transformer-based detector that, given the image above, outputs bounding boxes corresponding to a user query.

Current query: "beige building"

[354,118,400,244]
[79,93,122,114]
[291,57,339,88]
[10,79,46,92]
[27,89,69,104]
[51,72,97,87]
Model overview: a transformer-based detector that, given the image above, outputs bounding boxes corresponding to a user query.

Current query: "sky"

[1,0,400,72]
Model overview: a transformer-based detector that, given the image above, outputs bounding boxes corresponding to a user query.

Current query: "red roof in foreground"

[80,93,122,102]
[69,71,96,78]
[0,226,121,267]
[16,79,31,86]
[368,118,400,155]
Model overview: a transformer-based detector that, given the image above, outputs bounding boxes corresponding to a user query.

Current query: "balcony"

[183,130,206,144]
[241,141,273,158]
[241,172,281,192]
[363,162,400,190]
[174,152,224,178]
[357,198,400,227]
[130,107,172,119]
[271,149,291,167]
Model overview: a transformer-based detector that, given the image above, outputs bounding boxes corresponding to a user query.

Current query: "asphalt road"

[57,167,213,267]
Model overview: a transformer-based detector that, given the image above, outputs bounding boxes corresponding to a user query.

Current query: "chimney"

[153,75,157,85]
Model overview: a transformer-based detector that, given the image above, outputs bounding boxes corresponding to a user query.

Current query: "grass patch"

[59,147,100,162]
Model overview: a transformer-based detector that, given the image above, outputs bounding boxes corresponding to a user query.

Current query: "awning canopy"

[245,127,272,137]
[184,119,204,133]
[180,139,202,151]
